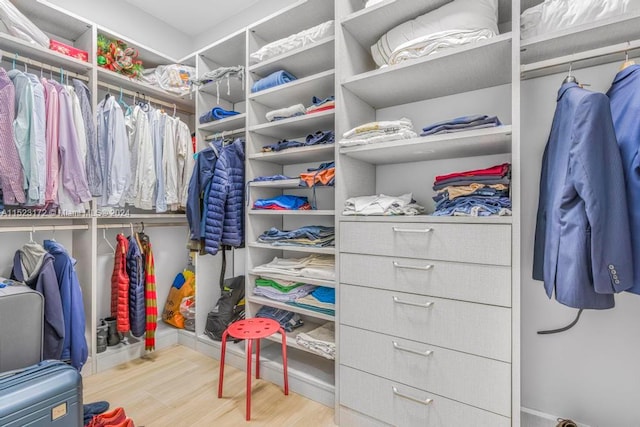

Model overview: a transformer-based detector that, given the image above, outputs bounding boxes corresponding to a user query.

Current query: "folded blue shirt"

[421,114,502,136]
[251,70,297,93]
[199,106,240,124]
[311,287,335,304]
[253,195,309,210]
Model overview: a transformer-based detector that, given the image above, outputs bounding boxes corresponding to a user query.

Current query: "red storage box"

[49,39,89,62]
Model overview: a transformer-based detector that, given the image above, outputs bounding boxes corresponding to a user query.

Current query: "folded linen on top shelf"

[520,0,640,40]
[295,322,335,360]
[339,118,417,147]
[253,254,335,280]
[421,114,502,136]
[250,20,335,63]
[371,0,498,67]
[251,70,297,93]
[343,193,425,216]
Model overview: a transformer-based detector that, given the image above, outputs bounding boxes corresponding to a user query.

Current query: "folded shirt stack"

[254,277,317,302]
[343,193,425,216]
[287,286,335,316]
[253,195,312,210]
[432,163,512,217]
[339,118,417,147]
[258,225,335,248]
[250,20,335,63]
[251,70,297,93]
[253,254,335,280]
[306,96,335,114]
[421,114,502,136]
[262,130,334,153]
[299,161,335,188]
[295,322,335,360]
[255,306,304,332]
[266,103,306,122]
[199,106,240,124]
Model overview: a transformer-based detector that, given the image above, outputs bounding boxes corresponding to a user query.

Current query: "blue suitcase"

[0,360,82,426]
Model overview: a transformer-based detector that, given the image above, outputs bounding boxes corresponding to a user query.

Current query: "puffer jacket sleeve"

[221,140,244,247]
[126,235,146,337]
[204,150,229,255]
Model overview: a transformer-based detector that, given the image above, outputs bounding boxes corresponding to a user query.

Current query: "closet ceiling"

[122,0,261,36]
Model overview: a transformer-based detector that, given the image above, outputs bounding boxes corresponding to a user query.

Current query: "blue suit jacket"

[533,82,633,309]
[608,65,640,294]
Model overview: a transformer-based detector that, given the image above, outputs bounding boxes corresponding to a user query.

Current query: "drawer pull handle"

[392,387,433,406]
[392,296,434,308]
[392,227,434,233]
[393,261,434,271]
[392,341,433,357]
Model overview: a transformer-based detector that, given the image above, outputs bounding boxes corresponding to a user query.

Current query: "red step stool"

[217,318,289,420]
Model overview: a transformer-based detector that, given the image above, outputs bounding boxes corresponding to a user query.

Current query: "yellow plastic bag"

[162,271,195,328]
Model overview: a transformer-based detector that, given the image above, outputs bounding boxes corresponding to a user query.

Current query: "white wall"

[45,0,191,60]
[521,61,640,427]
[191,0,297,53]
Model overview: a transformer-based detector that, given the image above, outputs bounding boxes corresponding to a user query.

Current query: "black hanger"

[137,222,150,245]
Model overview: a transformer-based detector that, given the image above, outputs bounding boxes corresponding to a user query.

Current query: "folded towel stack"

[251,70,297,93]
[343,193,425,216]
[339,118,417,147]
[199,106,240,124]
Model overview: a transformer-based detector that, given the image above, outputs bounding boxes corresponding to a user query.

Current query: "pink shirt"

[0,68,25,205]
[42,78,59,205]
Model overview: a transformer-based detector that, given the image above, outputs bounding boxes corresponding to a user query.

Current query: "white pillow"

[521,0,640,39]
[371,0,498,67]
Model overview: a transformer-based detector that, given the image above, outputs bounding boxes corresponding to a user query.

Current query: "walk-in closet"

[0,0,639,426]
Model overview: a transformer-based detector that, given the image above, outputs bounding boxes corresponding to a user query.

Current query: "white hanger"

[29,226,35,243]
[103,228,115,253]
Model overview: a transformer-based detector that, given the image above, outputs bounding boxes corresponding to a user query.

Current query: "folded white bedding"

[521,0,640,39]
[371,0,498,67]
[250,20,334,64]
[265,103,306,122]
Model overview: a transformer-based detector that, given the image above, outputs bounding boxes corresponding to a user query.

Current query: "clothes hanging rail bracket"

[0,224,89,233]
[521,38,640,80]
[0,49,89,82]
[204,127,245,142]
[96,81,193,115]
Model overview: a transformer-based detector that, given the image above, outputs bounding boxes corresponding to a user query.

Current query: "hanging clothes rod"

[204,127,246,141]
[96,222,186,230]
[96,81,193,115]
[0,49,90,82]
[0,224,89,233]
[521,38,640,79]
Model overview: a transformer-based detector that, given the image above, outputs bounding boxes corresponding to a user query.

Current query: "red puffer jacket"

[111,234,130,333]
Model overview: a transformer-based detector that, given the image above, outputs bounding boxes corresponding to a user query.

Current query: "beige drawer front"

[340,326,511,416]
[340,285,511,362]
[340,253,511,307]
[340,366,511,427]
[340,221,511,265]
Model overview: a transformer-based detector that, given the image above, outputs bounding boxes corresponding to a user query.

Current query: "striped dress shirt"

[0,68,25,205]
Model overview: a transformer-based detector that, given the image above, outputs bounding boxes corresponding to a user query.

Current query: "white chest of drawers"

[338,218,513,426]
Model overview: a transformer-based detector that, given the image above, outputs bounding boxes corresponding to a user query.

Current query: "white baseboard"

[521,407,591,427]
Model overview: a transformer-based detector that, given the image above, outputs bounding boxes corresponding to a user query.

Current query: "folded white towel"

[266,103,306,122]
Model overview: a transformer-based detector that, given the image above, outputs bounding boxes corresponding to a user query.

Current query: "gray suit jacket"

[533,82,633,309]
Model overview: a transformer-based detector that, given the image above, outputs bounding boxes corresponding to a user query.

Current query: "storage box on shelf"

[245,0,336,407]
[335,0,517,424]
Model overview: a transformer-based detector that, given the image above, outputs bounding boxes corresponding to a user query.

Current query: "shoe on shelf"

[86,407,126,427]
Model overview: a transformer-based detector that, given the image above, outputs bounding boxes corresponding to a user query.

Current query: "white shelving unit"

[245,2,337,407]
[335,0,518,425]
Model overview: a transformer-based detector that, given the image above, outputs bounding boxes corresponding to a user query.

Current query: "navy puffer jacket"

[126,235,146,337]
[205,139,245,255]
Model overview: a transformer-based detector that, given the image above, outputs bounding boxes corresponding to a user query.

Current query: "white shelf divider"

[249,210,335,216]
[249,69,335,109]
[249,109,335,138]
[248,37,335,78]
[339,125,512,164]
[248,295,335,322]
[198,113,246,133]
[248,242,336,255]
[248,144,335,165]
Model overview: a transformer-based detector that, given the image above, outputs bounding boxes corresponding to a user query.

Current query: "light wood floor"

[83,345,337,427]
